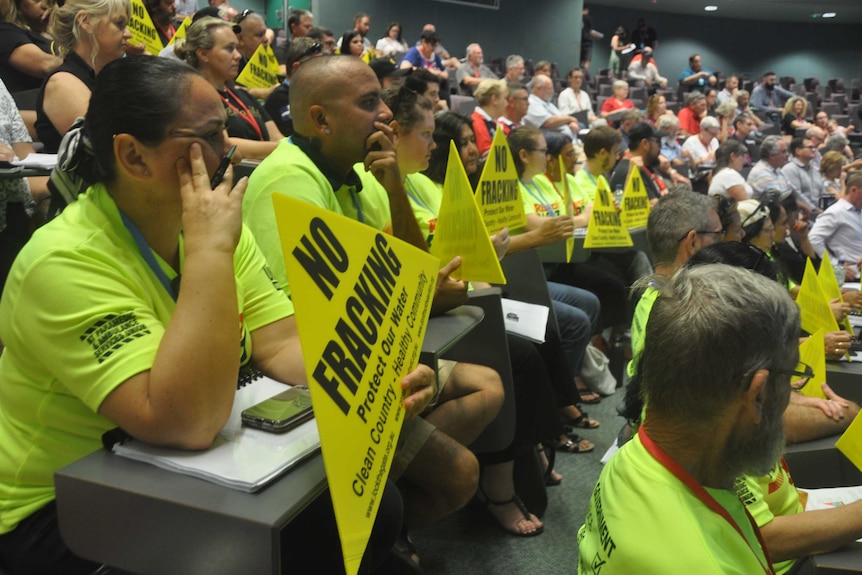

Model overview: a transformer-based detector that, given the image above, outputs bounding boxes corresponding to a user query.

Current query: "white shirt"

[708,167,753,199]
[809,198,862,263]
[557,88,593,116]
[525,93,574,139]
[682,135,719,162]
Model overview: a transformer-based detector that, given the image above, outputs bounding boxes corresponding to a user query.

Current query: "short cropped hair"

[474,78,508,106]
[760,135,784,160]
[647,191,713,265]
[506,54,524,70]
[582,125,621,159]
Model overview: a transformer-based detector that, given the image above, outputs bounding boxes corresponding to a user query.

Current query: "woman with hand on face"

[0,55,405,575]
[34,0,131,153]
[177,17,284,161]
[0,0,62,92]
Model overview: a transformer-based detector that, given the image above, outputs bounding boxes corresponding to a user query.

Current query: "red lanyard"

[156,22,176,42]
[220,88,263,140]
[641,165,667,194]
[639,428,775,575]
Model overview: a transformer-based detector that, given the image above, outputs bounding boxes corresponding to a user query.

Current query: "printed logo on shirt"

[80,311,151,363]
[534,201,561,216]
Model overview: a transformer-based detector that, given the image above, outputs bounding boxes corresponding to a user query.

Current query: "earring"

[324,128,331,135]
[143,168,150,177]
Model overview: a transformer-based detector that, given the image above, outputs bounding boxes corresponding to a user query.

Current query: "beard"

[721,384,788,485]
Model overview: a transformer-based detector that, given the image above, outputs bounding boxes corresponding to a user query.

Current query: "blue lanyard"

[404,177,436,215]
[585,170,598,187]
[521,179,556,217]
[120,210,178,301]
[349,188,365,223]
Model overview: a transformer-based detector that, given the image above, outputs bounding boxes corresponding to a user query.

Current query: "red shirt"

[601,97,635,115]
[678,106,701,135]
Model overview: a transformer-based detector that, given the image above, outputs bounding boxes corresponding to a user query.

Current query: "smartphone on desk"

[241,387,314,434]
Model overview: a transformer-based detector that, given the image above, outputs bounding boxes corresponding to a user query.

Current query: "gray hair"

[824,133,849,154]
[759,135,784,159]
[647,191,714,265]
[641,264,799,426]
[465,43,480,58]
[656,114,679,131]
[506,54,524,70]
[716,100,737,118]
[700,116,720,131]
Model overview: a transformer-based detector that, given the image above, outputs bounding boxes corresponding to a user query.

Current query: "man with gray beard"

[578,264,798,573]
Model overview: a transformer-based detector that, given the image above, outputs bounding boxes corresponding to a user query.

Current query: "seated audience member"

[747,135,790,198]
[386,89,558,536]
[712,194,746,243]
[781,136,823,213]
[497,82,528,136]
[176,17,284,160]
[540,131,593,219]
[580,262,799,573]
[241,55,505,536]
[704,87,718,116]
[0,55,407,575]
[626,47,666,89]
[306,26,336,54]
[375,20,407,57]
[824,131,854,161]
[677,91,706,138]
[524,74,578,139]
[470,78,508,158]
[0,77,48,290]
[335,12,373,55]
[264,37,324,138]
[232,10,279,100]
[714,99,737,142]
[338,30,373,63]
[405,67,447,112]
[656,114,692,191]
[736,89,766,128]
[286,8,313,40]
[573,125,621,203]
[0,0,62,92]
[456,43,497,97]
[417,23,459,69]
[158,6,225,60]
[781,96,811,137]
[610,122,665,204]
[504,54,525,84]
[399,29,447,82]
[820,149,845,198]
[682,115,719,167]
[731,112,756,167]
[600,79,635,119]
[557,67,596,124]
[750,70,794,111]
[143,0,176,45]
[809,171,862,280]
[806,125,826,169]
[617,108,642,154]
[708,139,753,200]
[677,53,715,93]
[717,74,739,105]
[532,60,551,78]
[369,56,411,90]
[644,93,672,126]
[34,0,131,153]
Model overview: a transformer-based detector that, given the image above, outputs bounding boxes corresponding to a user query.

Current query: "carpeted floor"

[411,389,626,575]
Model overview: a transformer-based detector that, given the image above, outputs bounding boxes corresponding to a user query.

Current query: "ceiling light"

[704,6,718,12]
[822,12,837,18]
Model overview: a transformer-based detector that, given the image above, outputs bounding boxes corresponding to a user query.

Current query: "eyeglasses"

[296,42,322,64]
[773,362,815,390]
[676,228,726,242]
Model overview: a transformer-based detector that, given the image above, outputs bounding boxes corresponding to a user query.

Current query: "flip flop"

[556,436,595,453]
[578,389,602,404]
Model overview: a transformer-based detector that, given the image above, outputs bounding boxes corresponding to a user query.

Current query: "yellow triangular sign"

[818,252,853,333]
[798,329,827,399]
[431,141,506,283]
[836,411,862,473]
[620,162,651,229]
[236,44,280,89]
[558,155,574,263]
[168,15,192,45]
[128,0,165,55]
[583,177,633,248]
[475,129,527,234]
[798,258,840,335]
[272,195,439,575]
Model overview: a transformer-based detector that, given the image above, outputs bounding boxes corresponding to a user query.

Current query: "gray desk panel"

[56,450,326,575]
[826,360,862,404]
[808,542,862,574]
[784,435,862,489]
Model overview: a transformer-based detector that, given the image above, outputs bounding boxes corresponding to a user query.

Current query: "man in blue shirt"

[678,53,716,93]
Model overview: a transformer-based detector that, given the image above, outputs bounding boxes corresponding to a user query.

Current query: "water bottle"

[835,260,847,285]
[613,184,625,208]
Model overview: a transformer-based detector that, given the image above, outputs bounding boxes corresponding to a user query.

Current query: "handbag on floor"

[580,343,617,396]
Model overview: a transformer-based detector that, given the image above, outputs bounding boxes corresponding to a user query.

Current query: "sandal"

[578,389,602,404]
[557,435,595,454]
[538,443,562,486]
[389,532,422,574]
[477,484,544,537]
[563,411,600,429]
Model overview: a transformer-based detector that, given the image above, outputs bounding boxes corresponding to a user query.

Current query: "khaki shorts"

[389,359,457,480]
